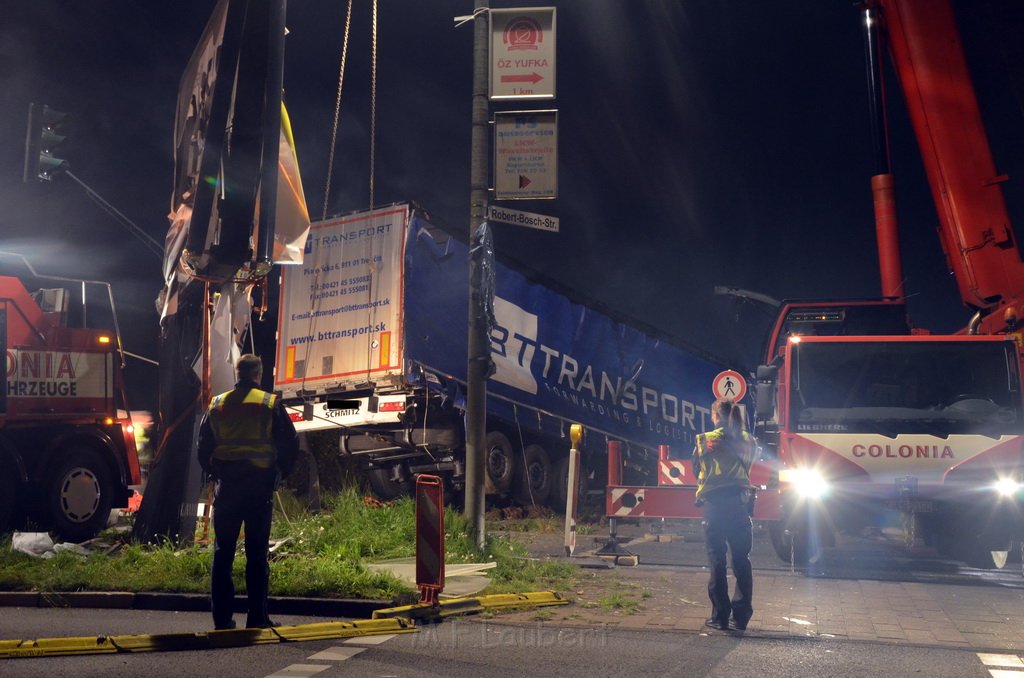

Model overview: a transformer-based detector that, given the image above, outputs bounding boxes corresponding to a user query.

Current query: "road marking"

[344,634,397,645]
[979,654,1024,668]
[266,665,331,677]
[307,646,367,661]
[782,617,813,626]
[977,652,1024,678]
[978,655,1024,667]
[266,631,396,676]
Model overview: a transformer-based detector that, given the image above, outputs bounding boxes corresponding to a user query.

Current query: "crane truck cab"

[0,255,140,542]
[755,299,1024,568]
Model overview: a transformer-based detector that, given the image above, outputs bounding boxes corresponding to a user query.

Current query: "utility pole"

[465,0,490,549]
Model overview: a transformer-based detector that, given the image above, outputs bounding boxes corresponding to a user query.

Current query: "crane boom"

[875,0,1024,327]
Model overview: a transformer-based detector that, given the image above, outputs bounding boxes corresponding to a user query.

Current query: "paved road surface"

[2,608,1022,677]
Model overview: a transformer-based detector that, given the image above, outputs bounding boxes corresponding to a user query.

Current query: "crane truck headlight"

[993,477,1021,498]
[779,468,829,500]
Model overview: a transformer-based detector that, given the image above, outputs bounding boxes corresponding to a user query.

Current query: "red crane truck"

[1,255,141,542]
[754,0,1024,569]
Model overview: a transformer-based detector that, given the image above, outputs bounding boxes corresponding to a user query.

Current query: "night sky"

[3,1,1024,414]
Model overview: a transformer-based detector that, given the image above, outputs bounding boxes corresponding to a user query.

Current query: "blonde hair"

[711,398,745,437]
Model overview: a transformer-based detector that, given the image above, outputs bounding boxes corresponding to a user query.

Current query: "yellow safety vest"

[694,428,755,500]
[208,387,277,469]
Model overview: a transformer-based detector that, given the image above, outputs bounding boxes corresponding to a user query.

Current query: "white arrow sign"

[490,8,556,100]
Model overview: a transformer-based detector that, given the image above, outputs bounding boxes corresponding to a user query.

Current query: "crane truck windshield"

[767,301,910,363]
[789,340,1023,436]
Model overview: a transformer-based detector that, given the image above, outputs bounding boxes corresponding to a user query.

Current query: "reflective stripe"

[694,428,755,500]
[209,387,277,468]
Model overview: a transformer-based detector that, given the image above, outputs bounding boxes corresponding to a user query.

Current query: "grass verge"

[0,488,578,602]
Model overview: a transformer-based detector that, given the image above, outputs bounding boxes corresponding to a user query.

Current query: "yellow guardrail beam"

[0,618,415,659]
[373,591,568,621]
[2,591,569,658]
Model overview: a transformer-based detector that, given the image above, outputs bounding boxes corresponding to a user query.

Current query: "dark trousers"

[703,494,753,626]
[211,469,276,628]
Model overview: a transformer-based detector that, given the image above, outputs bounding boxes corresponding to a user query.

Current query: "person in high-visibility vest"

[691,397,756,631]
[198,354,299,630]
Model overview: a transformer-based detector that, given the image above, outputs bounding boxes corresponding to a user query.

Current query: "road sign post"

[563,424,583,556]
[416,475,445,605]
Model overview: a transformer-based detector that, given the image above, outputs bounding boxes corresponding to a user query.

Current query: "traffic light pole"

[23,102,163,262]
[64,171,164,261]
[465,0,489,549]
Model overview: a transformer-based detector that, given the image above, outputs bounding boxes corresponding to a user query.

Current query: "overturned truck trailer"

[275,204,733,507]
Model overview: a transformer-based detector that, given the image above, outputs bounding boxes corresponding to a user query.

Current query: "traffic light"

[23,103,70,182]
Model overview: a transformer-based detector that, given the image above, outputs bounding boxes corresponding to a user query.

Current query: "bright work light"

[780,467,829,499]
[994,477,1021,498]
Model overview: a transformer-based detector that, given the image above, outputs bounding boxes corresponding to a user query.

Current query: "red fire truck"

[1,255,140,542]
[754,0,1024,569]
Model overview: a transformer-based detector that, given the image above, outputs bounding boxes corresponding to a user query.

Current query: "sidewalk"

[3,523,1023,653]
[492,527,1024,653]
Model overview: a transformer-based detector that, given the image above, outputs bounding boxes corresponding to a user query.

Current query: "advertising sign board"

[489,7,556,100]
[494,110,557,200]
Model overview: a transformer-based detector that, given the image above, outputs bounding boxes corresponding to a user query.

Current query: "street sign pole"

[466,0,489,549]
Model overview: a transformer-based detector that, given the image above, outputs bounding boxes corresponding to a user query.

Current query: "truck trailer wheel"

[514,444,552,507]
[367,465,412,501]
[484,432,515,494]
[550,454,589,512]
[46,447,115,543]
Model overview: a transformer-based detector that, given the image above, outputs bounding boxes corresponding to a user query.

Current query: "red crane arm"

[878,0,1024,325]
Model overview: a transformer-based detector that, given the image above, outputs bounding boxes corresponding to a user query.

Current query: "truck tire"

[47,447,115,543]
[550,454,589,512]
[514,444,553,507]
[769,514,834,566]
[936,512,1015,569]
[367,465,413,501]
[0,468,17,535]
[959,527,1015,570]
[484,432,515,494]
